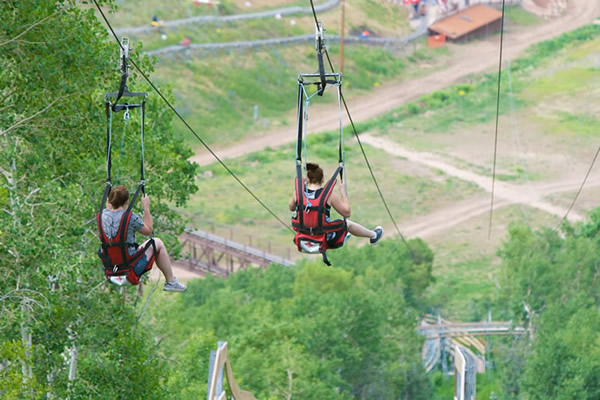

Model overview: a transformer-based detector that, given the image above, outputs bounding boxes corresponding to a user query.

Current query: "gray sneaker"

[370,227,384,245]
[164,278,187,292]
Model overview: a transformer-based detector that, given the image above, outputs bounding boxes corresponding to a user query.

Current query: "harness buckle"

[304,199,313,214]
[113,265,118,273]
[123,107,130,121]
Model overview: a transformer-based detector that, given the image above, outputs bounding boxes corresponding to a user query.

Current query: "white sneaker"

[163,278,187,292]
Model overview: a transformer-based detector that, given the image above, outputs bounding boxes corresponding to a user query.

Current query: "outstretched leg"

[139,238,186,291]
[346,220,384,245]
[142,238,174,281]
[346,220,375,238]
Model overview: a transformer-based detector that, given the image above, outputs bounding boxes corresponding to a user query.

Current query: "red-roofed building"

[429,4,503,42]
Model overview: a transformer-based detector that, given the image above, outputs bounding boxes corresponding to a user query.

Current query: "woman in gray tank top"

[103,186,187,292]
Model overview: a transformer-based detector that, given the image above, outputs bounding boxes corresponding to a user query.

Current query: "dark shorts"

[133,254,149,276]
[326,226,348,249]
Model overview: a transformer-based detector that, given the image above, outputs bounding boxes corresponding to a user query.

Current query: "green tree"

[152,238,434,399]
[497,212,600,398]
[0,0,197,397]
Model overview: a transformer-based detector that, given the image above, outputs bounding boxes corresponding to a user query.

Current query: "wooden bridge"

[172,229,294,278]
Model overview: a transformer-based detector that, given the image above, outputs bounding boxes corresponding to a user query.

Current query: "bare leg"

[142,238,174,282]
[347,220,375,239]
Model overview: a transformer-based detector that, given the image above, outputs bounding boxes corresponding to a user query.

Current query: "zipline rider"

[289,163,384,259]
[101,186,187,291]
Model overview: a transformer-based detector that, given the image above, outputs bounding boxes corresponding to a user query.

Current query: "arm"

[139,194,154,236]
[329,181,351,218]
[289,193,297,212]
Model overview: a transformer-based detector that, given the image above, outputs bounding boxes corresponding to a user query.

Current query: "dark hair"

[108,185,129,209]
[306,162,324,185]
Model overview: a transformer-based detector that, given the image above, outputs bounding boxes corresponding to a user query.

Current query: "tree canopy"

[496,211,600,399]
[0,0,196,397]
[151,239,435,399]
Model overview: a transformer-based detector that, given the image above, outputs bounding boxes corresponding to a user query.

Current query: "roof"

[429,4,503,39]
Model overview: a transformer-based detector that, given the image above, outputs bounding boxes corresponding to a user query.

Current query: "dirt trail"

[361,134,600,239]
[190,0,600,166]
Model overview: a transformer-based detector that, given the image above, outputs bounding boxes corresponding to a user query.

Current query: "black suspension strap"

[100,102,113,212]
[335,83,345,182]
[112,37,130,113]
[315,21,327,96]
[140,100,146,194]
[100,37,148,211]
[296,82,306,229]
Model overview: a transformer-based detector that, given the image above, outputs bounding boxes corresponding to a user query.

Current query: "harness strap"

[321,248,331,266]
[317,51,327,96]
[112,71,128,113]
[317,167,342,232]
[102,238,157,275]
[292,221,345,235]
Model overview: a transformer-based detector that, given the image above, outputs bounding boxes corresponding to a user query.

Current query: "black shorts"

[325,225,348,249]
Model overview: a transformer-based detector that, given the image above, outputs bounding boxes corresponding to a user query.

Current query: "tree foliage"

[496,211,600,399]
[0,0,197,397]
[151,239,434,399]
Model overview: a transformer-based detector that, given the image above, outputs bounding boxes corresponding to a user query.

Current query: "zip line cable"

[554,54,600,230]
[488,0,507,239]
[308,0,416,260]
[555,147,600,230]
[92,0,293,233]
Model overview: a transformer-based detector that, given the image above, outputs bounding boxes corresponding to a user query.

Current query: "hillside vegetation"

[181,23,600,254]
[4,0,600,399]
[149,239,434,398]
[0,0,197,398]
[106,0,447,146]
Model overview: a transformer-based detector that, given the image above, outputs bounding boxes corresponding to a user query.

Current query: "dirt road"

[361,134,600,239]
[190,0,600,166]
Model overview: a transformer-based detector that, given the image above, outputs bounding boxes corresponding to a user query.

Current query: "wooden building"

[429,4,503,42]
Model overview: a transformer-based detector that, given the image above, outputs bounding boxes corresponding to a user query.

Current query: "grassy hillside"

[111,0,331,27]
[107,0,441,147]
[177,24,600,322]
[183,132,482,250]
[151,44,449,146]
[109,1,544,150]
[131,0,413,50]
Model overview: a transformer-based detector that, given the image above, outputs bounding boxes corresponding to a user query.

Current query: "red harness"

[291,168,346,265]
[96,191,157,285]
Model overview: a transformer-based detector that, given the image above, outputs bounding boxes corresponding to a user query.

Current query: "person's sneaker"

[370,226,384,245]
[164,278,187,292]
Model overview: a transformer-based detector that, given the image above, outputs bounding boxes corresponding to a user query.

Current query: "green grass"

[525,67,599,100]
[425,205,559,322]
[133,15,308,50]
[111,0,428,147]
[150,41,449,147]
[109,0,316,27]
[338,24,600,183]
[534,111,600,137]
[116,0,411,51]
[504,5,542,26]
[180,132,482,251]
